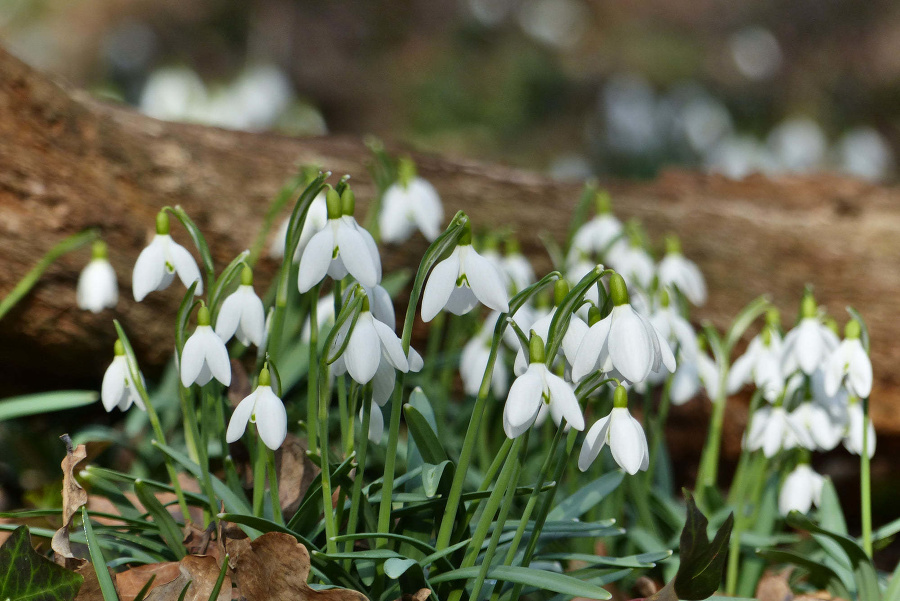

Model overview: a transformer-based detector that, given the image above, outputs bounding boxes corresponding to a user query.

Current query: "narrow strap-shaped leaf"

[0,391,98,422]
[429,565,612,599]
[206,553,229,601]
[403,404,449,464]
[82,506,121,601]
[165,205,215,292]
[547,471,624,521]
[133,480,186,559]
[723,295,771,353]
[153,441,252,515]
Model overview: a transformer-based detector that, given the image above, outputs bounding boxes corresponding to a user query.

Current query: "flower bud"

[341,187,356,216]
[92,240,109,260]
[588,305,603,326]
[197,304,211,326]
[259,365,271,387]
[800,292,817,319]
[114,339,125,356]
[528,330,546,364]
[553,279,569,307]
[845,319,862,340]
[326,187,342,219]
[155,211,170,235]
[241,265,253,286]
[609,273,629,306]
[613,384,628,409]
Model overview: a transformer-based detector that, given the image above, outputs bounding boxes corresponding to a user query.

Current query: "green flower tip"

[114,339,125,356]
[665,235,681,255]
[660,287,671,308]
[326,187,342,219]
[91,240,108,260]
[259,366,271,387]
[504,236,520,255]
[765,308,781,327]
[398,157,416,187]
[595,190,612,215]
[761,326,772,346]
[459,222,473,246]
[613,384,628,408]
[588,305,603,326]
[553,279,570,307]
[361,293,371,313]
[528,330,546,364]
[155,211,170,235]
[696,333,707,352]
[845,319,861,340]
[800,292,817,319]
[341,186,355,216]
[197,305,211,326]
[241,265,253,286]
[824,316,839,336]
[609,273,630,306]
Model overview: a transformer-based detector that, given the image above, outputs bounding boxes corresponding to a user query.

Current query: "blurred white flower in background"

[767,117,827,173]
[729,26,782,81]
[835,127,894,182]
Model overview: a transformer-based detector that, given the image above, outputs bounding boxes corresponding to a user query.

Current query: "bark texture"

[2,47,900,441]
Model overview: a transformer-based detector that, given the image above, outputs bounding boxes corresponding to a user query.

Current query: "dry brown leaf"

[756,569,793,601]
[633,576,659,598]
[145,555,230,601]
[233,532,367,600]
[116,562,181,601]
[73,561,109,601]
[182,521,226,565]
[52,436,88,567]
[398,589,431,601]
[227,359,251,408]
[276,434,319,515]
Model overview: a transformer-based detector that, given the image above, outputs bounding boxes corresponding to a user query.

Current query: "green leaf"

[166,205,215,290]
[756,548,851,600]
[723,295,771,353]
[0,391,98,422]
[422,461,452,498]
[673,491,734,600]
[0,525,84,601]
[82,507,120,601]
[428,565,612,599]
[787,511,881,601]
[383,557,418,579]
[883,555,900,601]
[818,478,848,535]
[133,480,186,559]
[538,550,673,569]
[548,470,624,521]
[403,404,448,464]
[153,441,252,516]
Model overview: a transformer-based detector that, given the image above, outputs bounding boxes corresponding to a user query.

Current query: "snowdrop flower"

[781,293,839,376]
[844,399,875,458]
[579,385,649,474]
[572,273,675,384]
[649,289,698,360]
[513,283,588,375]
[568,191,623,259]
[361,400,384,444]
[133,211,203,301]
[181,306,231,387]
[744,404,801,457]
[778,463,824,515]
[379,159,444,243]
[101,341,145,412]
[421,226,510,322]
[503,333,584,438]
[670,346,720,405]
[824,319,872,398]
[332,295,409,386]
[727,317,784,402]
[657,235,707,306]
[500,239,535,293]
[78,241,118,313]
[788,401,844,451]
[269,192,328,260]
[226,367,287,450]
[215,267,265,347]
[606,236,654,291]
[298,187,381,292]
[461,329,509,397]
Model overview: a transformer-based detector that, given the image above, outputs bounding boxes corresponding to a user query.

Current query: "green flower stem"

[213,391,241,495]
[306,283,321,452]
[377,212,469,543]
[0,229,97,321]
[344,385,373,569]
[113,321,190,523]
[725,451,768,594]
[248,172,306,266]
[696,364,729,491]
[861,397,873,557]
[179,386,202,465]
[196,386,221,521]
[252,432,267,517]
[266,446,282,525]
[318,360,339,554]
[447,435,526,601]
[333,282,353,457]
[726,391,764,507]
[647,378,672,486]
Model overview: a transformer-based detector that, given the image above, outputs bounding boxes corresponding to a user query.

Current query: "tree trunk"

[2,46,900,443]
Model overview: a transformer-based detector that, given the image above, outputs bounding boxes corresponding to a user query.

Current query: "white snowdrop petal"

[239,289,267,347]
[609,307,652,383]
[372,362,397,406]
[337,224,379,287]
[444,286,479,315]
[379,191,414,244]
[372,318,409,372]
[571,317,612,382]
[214,293,242,342]
[368,285,396,330]
[132,239,168,301]
[345,316,381,384]
[545,372,583,431]
[255,387,288,450]
[670,363,700,405]
[654,327,677,373]
[367,401,384,444]
[180,333,207,387]
[357,223,383,283]
[201,328,232,386]
[578,415,611,471]
[169,241,203,295]
[464,249,510,313]
[297,228,334,293]
[226,392,257,443]
[101,358,128,412]
[762,410,785,458]
[421,252,461,322]
[503,370,543,438]
[849,342,873,398]
[795,320,821,375]
[609,408,644,475]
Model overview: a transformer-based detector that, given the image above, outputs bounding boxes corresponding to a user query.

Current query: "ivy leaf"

[673,490,734,600]
[0,526,84,601]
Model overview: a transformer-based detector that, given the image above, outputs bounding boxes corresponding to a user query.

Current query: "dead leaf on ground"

[52,435,88,568]
[74,561,110,601]
[145,555,230,601]
[756,568,793,601]
[233,532,367,600]
[276,434,319,515]
[183,521,226,565]
[116,562,181,601]
[398,589,431,601]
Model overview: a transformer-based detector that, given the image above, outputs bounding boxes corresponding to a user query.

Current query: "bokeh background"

[3,0,898,182]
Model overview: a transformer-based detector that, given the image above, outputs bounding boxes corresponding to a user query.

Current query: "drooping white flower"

[781,294,839,376]
[362,400,384,444]
[572,273,675,384]
[421,231,510,322]
[181,306,231,387]
[215,267,265,347]
[513,304,588,376]
[824,320,872,398]
[568,192,623,259]
[649,291,698,360]
[133,212,203,302]
[670,350,720,405]
[778,464,825,515]
[461,331,508,397]
[298,187,381,292]
[226,367,287,450]
[744,405,803,457]
[379,163,443,243]
[657,236,707,306]
[503,334,583,438]
[363,343,423,407]
[727,324,784,402]
[788,401,844,451]
[844,399,875,458]
[500,239,535,293]
[78,241,118,313]
[269,192,328,260]
[331,298,409,386]
[607,242,654,291]
[101,341,145,412]
[579,385,649,475]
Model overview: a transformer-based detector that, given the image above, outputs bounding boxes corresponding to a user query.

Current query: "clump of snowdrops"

[0,148,896,601]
